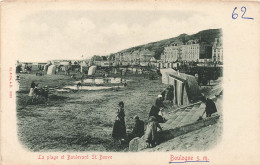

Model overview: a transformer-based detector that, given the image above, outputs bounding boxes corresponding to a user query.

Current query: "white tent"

[43,64,49,72]
[21,64,26,72]
[150,57,156,62]
[161,69,202,106]
[160,68,177,84]
[47,65,56,75]
[80,63,88,73]
[168,73,201,105]
[169,62,173,68]
[60,61,70,65]
[88,66,97,76]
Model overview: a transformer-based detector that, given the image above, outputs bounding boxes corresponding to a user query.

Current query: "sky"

[18,10,220,62]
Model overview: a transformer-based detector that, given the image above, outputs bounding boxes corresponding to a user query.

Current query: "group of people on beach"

[111,85,218,148]
[28,81,49,103]
[111,94,168,148]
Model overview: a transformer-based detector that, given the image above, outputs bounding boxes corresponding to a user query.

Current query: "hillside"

[110,29,222,60]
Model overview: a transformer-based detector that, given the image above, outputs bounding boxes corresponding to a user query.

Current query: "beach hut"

[43,64,49,72]
[31,63,39,71]
[161,69,202,106]
[160,68,177,84]
[160,63,164,69]
[112,62,119,67]
[133,68,137,74]
[88,66,97,76]
[47,65,56,75]
[170,73,201,105]
[80,63,89,73]
[16,64,22,73]
[60,61,70,66]
[169,62,173,68]
[21,64,27,72]
[172,63,178,68]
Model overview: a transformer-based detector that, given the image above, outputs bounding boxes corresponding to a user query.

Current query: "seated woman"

[128,115,144,141]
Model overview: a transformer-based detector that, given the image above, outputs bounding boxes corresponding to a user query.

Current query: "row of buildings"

[109,49,156,66]
[18,37,223,71]
[161,37,223,63]
[99,37,223,67]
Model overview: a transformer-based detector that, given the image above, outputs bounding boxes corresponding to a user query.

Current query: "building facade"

[212,37,223,62]
[139,49,154,62]
[162,39,212,62]
[131,50,140,62]
[111,48,154,66]
[181,40,200,61]
[161,41,183,62]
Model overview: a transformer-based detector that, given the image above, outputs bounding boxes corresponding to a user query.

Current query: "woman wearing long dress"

[28,81,35,97]
[112,101,126,142]
[144,116,162,148]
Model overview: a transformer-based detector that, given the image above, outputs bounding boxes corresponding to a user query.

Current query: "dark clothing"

[149,106,160,119]
[166,87,174,101]
[161,91,166,101]
[112,120,125,139]
[112,107,126,139]
[155,98,165,108]
[34,88,40,95]
[205,99,217,117]
[156,115,166,123]
[149,106,165,123]
[132,120,144,138]
[117,107,125,121]
[31,82,36,88]
[42,88,49,100]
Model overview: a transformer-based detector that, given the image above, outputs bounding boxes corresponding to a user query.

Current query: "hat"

[158,94,162,98]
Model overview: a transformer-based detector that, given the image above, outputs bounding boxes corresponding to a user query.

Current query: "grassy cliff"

[110,29,222,60]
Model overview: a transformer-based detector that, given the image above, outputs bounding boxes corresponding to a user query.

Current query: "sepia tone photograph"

[15,10,223,152]
[1,1,259,165]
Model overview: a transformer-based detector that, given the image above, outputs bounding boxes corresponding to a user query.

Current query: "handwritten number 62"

[232,6,254,20]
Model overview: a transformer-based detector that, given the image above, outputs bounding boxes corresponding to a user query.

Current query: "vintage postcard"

[0,1,259,165]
